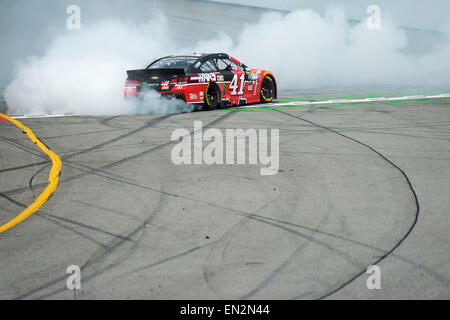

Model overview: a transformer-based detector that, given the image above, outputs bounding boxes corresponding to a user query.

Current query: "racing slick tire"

[204,82,222,110]
[260,75,276,103]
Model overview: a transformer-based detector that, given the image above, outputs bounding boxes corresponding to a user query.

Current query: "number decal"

[230,74,238,95]
[229,73,245,96]
[238,73,245,95]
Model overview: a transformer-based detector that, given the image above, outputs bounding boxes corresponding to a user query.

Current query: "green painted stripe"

[275,92,449,103]
[276,94,382,102]
[213,97,450,113]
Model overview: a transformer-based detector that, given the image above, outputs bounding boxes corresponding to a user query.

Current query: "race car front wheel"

[260,76,276,103]
[204,83,221,110]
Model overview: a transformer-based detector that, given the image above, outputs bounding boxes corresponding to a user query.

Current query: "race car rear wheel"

[260,76,276,103]
[204,83,221,110]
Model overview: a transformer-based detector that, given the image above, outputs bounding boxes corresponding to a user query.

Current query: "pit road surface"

[1,98,449,299]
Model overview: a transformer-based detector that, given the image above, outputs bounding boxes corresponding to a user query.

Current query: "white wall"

[207,0,450,32]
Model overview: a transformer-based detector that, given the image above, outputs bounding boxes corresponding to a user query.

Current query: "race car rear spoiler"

[126,68,185,82]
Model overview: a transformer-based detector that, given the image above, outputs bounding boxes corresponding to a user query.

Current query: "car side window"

[220,59,243,71]
[199,60,217,72]
[216,59,230,71]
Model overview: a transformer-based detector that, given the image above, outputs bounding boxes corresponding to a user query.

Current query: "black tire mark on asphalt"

[0,195,135,244]
[62,142,173,155]
[9,165,446,300]
[6,109,426,298]
[29,197,165,300]
[15,116,378,299]
[6,115,173,296]
[9,177,408,299]
[0,115,175,196]
[0,142,182,198]
[39,128,122,140]
[63,160,139,184]
[13,275,68,300]
[29,164,50,196]
[13,111,237,299]
[14,106,428,298]
[273,108,420,300]
[2,138,48,160]
[80,189,168,271]
[239,213,331,300]
[272,125,450,142]
[36,211,136,243]
[28,169,190,299]
[121,241,220,278]
[243,209,449,287]
[13,243,218,300]
[73,199,143,222]
[202,216,253,298]
[69,111,238,290]
[52,181,372,299]
[0,192,24,208]
[62,114,174,160]
[99,115,130,130]
[36,212,115,250]
[205,201,369,276]
[52,110,237,186]
[0,161,50,174]
[330,127,450,142]
[1,111,238,198]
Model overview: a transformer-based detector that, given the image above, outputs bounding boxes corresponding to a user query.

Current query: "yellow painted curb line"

[0,113,62,234]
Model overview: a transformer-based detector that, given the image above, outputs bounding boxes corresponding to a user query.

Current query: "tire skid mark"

[62,114,175,160]
[63,160,140,184]
[240,214,331,300]
[0,113,61,234]
[1,112,238,198]
[29,164,50,197]
[213,208,447,286]
[30,175,190,299]
[40,128,123,140]
[122,241,219,278]
[202,216,253,298]
[74,199,143,223]
[2,138,49,160]
[99,115,130,130]
[13,111,237,299]
[0,115,176,196]
[0,161,50,174]
[273,108,420,300]
[18,161,373,299]
[0,195,135,244]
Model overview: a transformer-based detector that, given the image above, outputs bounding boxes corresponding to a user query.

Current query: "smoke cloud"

[195,7,450,88]
[4,7,450,116]
[4,16,186,115]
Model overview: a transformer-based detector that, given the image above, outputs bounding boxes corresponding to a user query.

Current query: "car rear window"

[148,56,198,71]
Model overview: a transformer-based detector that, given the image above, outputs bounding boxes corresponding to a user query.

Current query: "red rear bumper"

[124,84,207,104]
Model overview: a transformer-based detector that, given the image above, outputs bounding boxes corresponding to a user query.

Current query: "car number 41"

[229,73,245,95]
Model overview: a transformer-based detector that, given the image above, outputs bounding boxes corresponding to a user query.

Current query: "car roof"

[167,53,229,59]
[145,53,231,69]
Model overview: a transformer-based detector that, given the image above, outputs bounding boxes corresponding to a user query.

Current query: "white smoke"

[132,90,195,114]
[193,7,450,89]
[4,16,188,116]
[4,7,450,115]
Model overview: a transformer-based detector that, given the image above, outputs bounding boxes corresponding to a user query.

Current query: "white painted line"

[7,93,450,116]
[241,94,450,109]
[11,114,80,119]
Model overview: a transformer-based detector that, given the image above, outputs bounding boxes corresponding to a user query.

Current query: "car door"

[215,58,247,106]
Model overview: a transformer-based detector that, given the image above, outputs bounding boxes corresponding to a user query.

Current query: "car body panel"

[124,53,277,107]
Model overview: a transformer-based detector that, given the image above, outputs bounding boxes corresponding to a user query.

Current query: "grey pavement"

[0,99,448,299]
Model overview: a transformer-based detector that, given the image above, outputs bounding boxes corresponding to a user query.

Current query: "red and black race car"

[124,53,277,110]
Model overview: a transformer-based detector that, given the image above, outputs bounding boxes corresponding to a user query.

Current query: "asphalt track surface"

[1,94,449,299]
